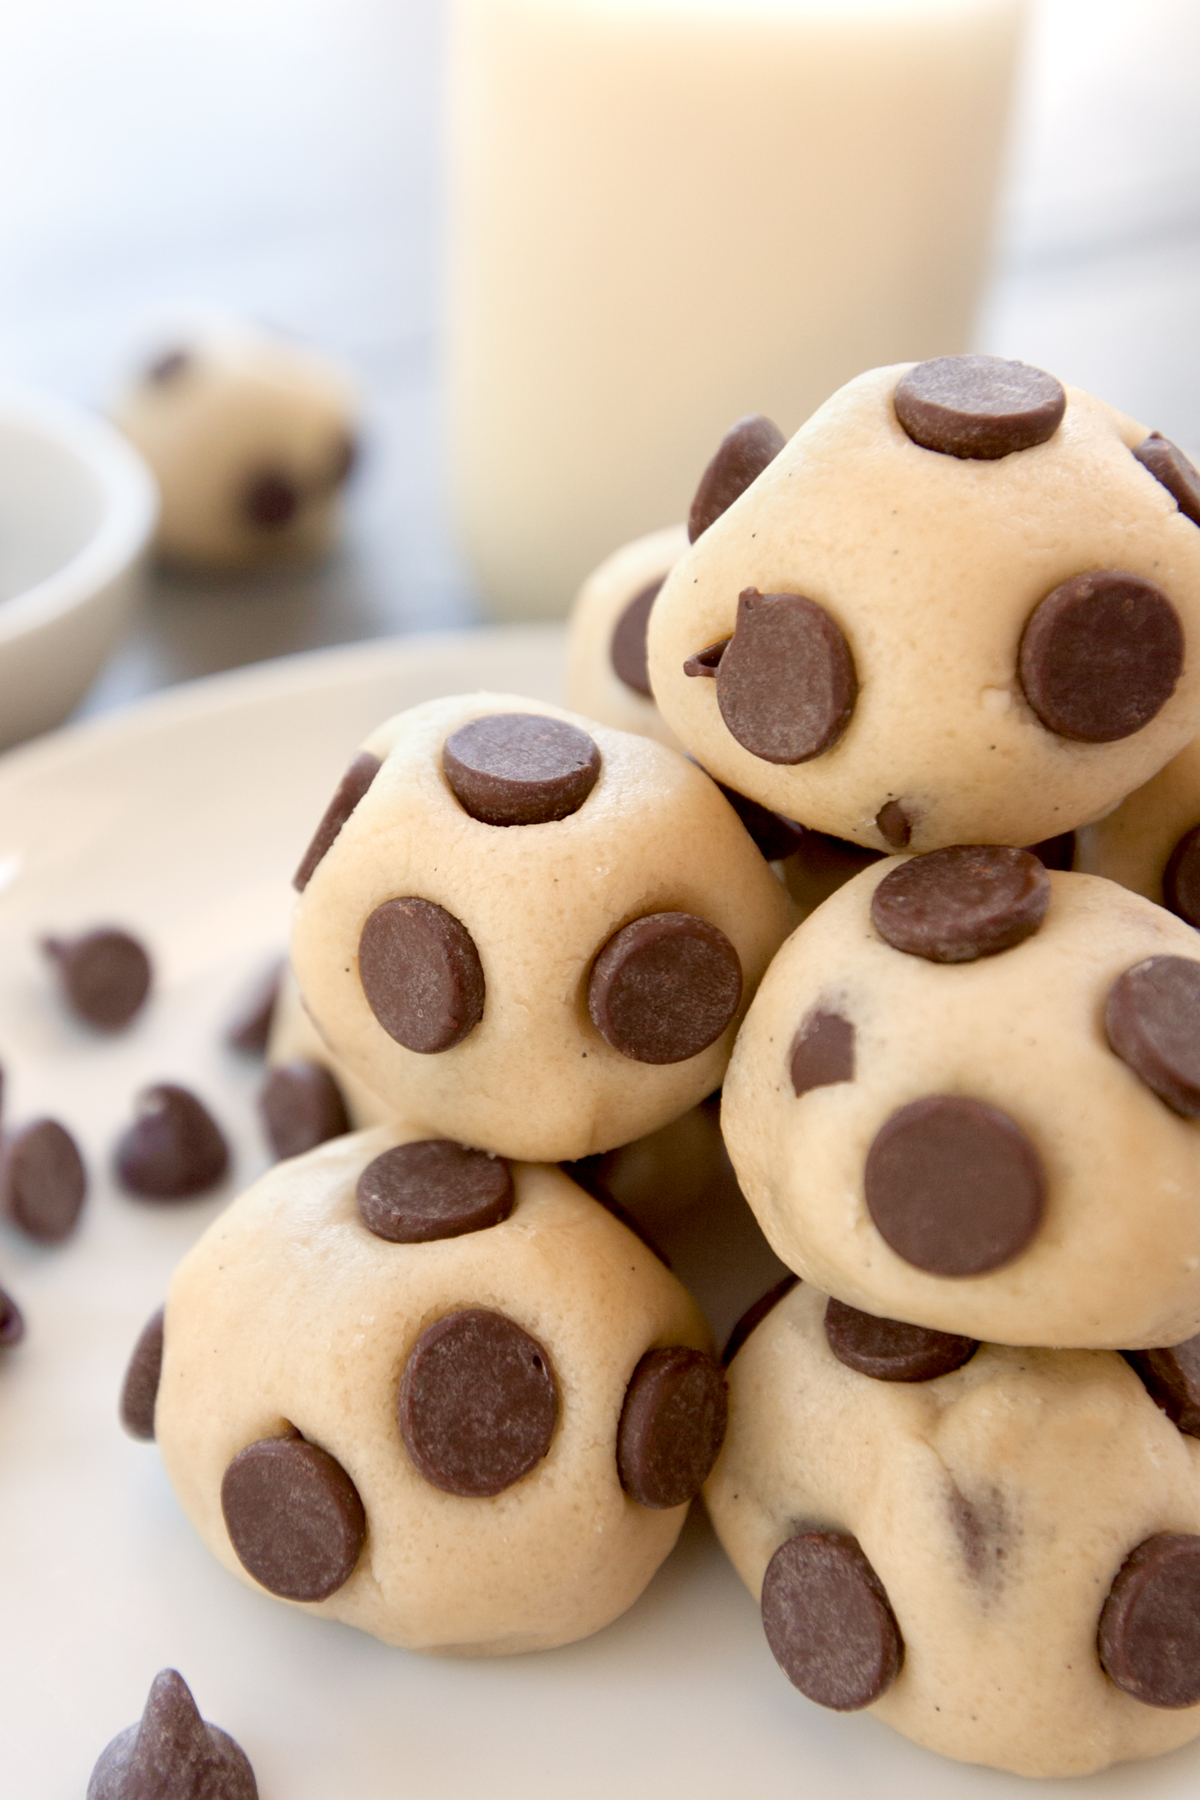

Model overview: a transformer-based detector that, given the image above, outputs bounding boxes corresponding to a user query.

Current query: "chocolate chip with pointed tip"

[1124,1332,1200,1436]
[1106,956,1200,1118]
[293,750,382,892]
[0,1285,25,1348]
[1019,570,1183,743]
[358,896,485,1053]
[87,1667,257,1800]
[688,414,786,541]
[717,589,856,764]
[356,1139,513,1243]
[894,355,1065,460]
[588,912,742,1065]
[258,1060,349,1161]
[824,1297,978,1382]
[1099,1534,1200,1708]
[120,1306,165,1440]
[875,801,912,848]
[1,1119,87,1242]
[610,578,666,696]
[222,1434,366,1602]
[616,1346,727,1508]
[1133,434,1200,529]
[42,927,152,1030]
[115,1084,229,1200]
[1162,826,1200,929]
[683,638,729,677]
[790,1009,855,1096]
[442,713,601,826]
[762,1530,904,1710]
[722,1274,799,1366]
[871,845,1050,964]
[225,957,284,1055]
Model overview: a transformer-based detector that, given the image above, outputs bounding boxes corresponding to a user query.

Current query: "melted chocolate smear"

[1,1119,87,1242]
[610,579,665,697]
[1099,1534,1200,1708]
[761,1530,904,1710]
[588,912,742,1064]
[358,896,485,1054]
[688,414,786,541]
[120,1306,165,1441]
[894,356,1065,460]
[258,1060,349,1160]
[115,1084,229,1200]
[789,1009,855,1097]
[616,1346,728,1508]
[87,1668,257,1800]
[356,1139,513,1243]
[824,1297,978,1382]
[871,845,1050,964]
[717,589,857,764]
[442,713,601,826]
[1106,956,1200,1118]
[42,927,152,1031]
[293,751,382,892]
[221,1435,366,1602]
[1019,570,1183,743]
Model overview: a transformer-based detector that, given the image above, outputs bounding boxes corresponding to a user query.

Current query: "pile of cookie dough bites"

[125,353,1200,1775]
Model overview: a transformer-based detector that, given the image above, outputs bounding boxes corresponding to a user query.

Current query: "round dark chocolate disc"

[1162,825,1200,929]
[243,469,299,529]
[1124,1332,1200,1437]
[789,1009,855,1097]
[716,589,857,764]
[1098,1534,1200,1707]
[258,1061,350,1161]
[356,1139,513,1243]
[442,713,601,826]
[616,1346,728,1508]
[1133,434,1200,530]
[1106,956,1200,1118]
[610,579,665,696]
[688,414,786,542]
[893,356,1065,460]
[120,1306,165,1441]
[358,896,485,1054]
[222,1434,366,1602]
[588,912,742,1064]
[293,751,382,892]
[2,1119,87,1242]
[722,1274,800,1366]
[1018,570,1183,743]
[870,845,1050,964]
[761,1530,904,1710]
[42,926,152,1030]
[824,1297,978,1383]
[114,1084,229,1200]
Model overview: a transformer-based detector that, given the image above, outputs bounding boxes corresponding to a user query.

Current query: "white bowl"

[0,388,158,749]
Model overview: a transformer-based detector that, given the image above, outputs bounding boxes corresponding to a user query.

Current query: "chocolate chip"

[790,1009,855,1096]
[871,845,1050,964]
[1163,826,1200,928]
[1098,1534,1200,1708]
[225,957,283,1055]
[683,639,729,678]
[785,830,884,912]
[145,348,191,384]
[1106,956,1200,1118]
[442,713,601,826]
[358,897,485,1053]
[717,589,857,764]
[610,579,665,696]
[588,912,741,1064]
[398,1308,558,1497]
[1124,1333,1200,1436]
[865,1095,1045,1276]
[114,1084,229,1200]
[0,1285,25,1348]
[875,802,911,849]
[221,1434,366,1602]
[87,1667,257,1800]
[1028,830,1075,872]
[688,414,786,541]
[716,783,807,862]
[293,751,382,892]
[761,1530,904,1710]
[258,1060,349,1161]
[722,1274,799,1366]
[616,1346,727,1508]
[1019,570,1183,743]
[824,1297,978,1382]
[1133,434,1200,530]
[356,1139,513,1242]
[894,356,1065,460]
[120,1307,165,1440]
[41,927,152,1030]
[243,469,299,529]
[1,1120,87,1242]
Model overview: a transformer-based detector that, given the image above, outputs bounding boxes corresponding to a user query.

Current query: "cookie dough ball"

[113,324,359,569]
[723,849,1200,1347]
[290,694,794,1161]
[149,1128,724,1654]
[565,525,687,749]
[1076,730,1200,929]
[648,358,1200,853]
[706,1278,1200,1776]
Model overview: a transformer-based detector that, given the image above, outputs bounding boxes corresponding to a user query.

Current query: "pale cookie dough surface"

[291,693,794,1162]
[722,864,1200,1348]
[267,962,389,1129]
[565,524,688,749]
[648,363,1200,851]
[705,1280,1200,1778]
[156,1129,712,1655]
[1076,731,1200,916]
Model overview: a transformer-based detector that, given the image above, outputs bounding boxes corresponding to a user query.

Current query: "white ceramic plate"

[0,627,1196,1799]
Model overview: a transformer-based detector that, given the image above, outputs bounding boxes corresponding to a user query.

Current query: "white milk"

[446,0,1025,619]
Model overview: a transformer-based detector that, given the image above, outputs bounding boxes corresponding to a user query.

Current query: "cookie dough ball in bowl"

[706,1278,1200,1777]
[113,323,359,569]
[1076,729,1200,929]
[648,358,1200,853]
[565,524,688,748]
[146,1128,724,1654]
[723,848,1200,1348]
[290,694,794,1162]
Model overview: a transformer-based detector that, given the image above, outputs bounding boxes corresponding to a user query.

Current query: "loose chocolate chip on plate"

[790,1009,855,1097]
[358,896,485,1053]
[1124,1333,1200,1437]
[225,957,284,1055]
[443,713,601,826]
[610,578,666,697]
[894,355,1065,460]
[688,413,786,542]
[356,1139,513,1243]
[871,845,1050,964]
[1106,956,1200,1118]
[722,1274,800,1366]
[875,801,912,849]
[87,1667,257,1800]
[1028,830,1075,872]
[1019,570,1183,743]
[258,1060,349,1161]
[1,1119,87,1243]
[42,927,152,1030]
[115,1084,229,1200]
[399,1308,558,1497]
[1162,826,1200,929]
[617,1346,728,1508]
[716,783,807,862]
[588,912,742,1064]
[293,750,382,892]
[120,1306,165,1441]
[717,589,857,764]
[761,1530,904,1710]
[0,1285,25,1348]
[1133,434,1200,530]
[221,1434,366,1603]
[1099,1534,1200,1708]
[683,638,730,678]
[824,1297,978,1383]
[865,1095,1045,1277]
[243,469,299,529]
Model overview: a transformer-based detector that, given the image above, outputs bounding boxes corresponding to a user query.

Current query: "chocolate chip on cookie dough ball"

[289,695,793,1162]
[648,358,1200,853]
[565,524,688,749]
[1075,729,1200,930]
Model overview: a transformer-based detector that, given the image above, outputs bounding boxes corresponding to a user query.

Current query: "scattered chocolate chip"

[875,801,911,849]
[610,579,665,696]
[87,1667,257,1800]
[588,912,742,1064]
[688,414,786,541]
[717,589,857,765]
[761,1530,904,1710]
[399,1308,558,1497]
[824,1297,978,1382]
[145,348,191,385]
[716,783,807,862]
[120,1306,165,1440]
[442,713,601,826]
[356,1139,513,1243]
[1028,830,1075,872]
[790,1009,855,1096]
[225,957,284,1055]
[358,896,485,1053]
[243,469,299,529]
[1106,956,1200,1118]
[616,1346,728,1508]
[1124,1333,1200,1436]
[221,1434,366,1602]
[1,1120,87,1242]
[785,830,884,913]
[893,355,1065,460]
[41,927,152,1030]
[1133,434,1200,530]
[871,845,1050,964]
[683,639,729,678]
[293,751,382,892]
[0,1285,25,1348]
[1098,1534,1200,1708]
[722,1274,800,1366]
[864,1095,1045,1277]
[114,1084,229,1200]
[258,1060,349,1161]
[1019,570,1183,743]
[1163,826,1200,928]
